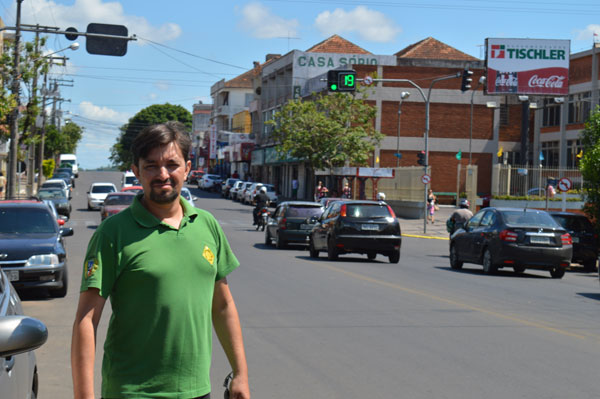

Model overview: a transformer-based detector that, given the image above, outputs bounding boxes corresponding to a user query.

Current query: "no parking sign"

[557,177,572,192]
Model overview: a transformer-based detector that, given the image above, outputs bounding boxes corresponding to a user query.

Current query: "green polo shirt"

[81,194,240,398]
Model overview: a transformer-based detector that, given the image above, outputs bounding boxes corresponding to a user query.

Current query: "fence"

[493,164,583,197]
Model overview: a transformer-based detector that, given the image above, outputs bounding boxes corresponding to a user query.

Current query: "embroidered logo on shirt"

[85,258,99,279]
[202,246,215,266]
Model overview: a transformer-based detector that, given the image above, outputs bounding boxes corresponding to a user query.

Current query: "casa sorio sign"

[486,38,570,95]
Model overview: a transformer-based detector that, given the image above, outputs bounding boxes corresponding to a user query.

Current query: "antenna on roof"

[276,32,301,52]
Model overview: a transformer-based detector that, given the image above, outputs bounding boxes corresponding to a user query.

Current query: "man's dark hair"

[131,122,192,166]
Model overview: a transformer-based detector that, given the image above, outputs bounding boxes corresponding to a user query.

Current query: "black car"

[52,171,75,189]
[309,200,402,263]
[265,201,324,248]
[37,188,72,218]
[0,200,74,297]
[449,207,572,278]
[549,212,598,272]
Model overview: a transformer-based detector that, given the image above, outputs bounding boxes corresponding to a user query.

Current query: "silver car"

[0,269,48,398]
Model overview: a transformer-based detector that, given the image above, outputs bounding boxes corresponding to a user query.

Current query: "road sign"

[363,75,373,85]
[557,177,572,192]
[393,152,402,159]
[421,174,431,185]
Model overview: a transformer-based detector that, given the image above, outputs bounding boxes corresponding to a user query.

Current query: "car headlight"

[26,254,60,267]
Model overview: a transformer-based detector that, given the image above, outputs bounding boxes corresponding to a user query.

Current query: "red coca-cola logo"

[528,75,565,89]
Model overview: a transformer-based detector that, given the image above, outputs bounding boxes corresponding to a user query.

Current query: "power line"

[69,65,239,76]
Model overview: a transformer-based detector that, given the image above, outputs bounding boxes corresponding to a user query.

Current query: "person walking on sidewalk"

[0,172,5,200]
[427,189,437,224]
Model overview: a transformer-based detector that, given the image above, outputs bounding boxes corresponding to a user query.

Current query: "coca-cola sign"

[527,75,565,89]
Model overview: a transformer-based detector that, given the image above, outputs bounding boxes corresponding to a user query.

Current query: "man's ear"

[131,164,140,179]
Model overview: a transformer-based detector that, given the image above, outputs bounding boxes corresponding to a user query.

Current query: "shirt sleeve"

[80,229,118,298]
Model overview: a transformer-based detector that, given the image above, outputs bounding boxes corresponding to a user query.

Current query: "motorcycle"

[256,207,271,231]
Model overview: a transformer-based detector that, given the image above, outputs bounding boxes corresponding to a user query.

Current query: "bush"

[42,159,55,178]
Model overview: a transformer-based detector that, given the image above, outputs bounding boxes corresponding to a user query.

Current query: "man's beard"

[149,179,179,204]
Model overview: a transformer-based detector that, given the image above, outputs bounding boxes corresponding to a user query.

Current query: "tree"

[110,103,192,170]
[44,122,84,158]
[267,91,383,171]
[580,106,600,229]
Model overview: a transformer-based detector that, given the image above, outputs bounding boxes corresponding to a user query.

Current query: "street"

[20,171,600,399]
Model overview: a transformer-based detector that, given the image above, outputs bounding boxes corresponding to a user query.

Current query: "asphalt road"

[20,171,600,399]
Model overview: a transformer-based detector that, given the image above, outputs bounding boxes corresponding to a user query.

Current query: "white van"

[122,170,139,189]
[59,154,78,177]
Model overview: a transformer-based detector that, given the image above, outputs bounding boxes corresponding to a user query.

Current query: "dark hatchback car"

[265,201,324,248]
[37,188,72,218]
[549,212,598,272]
[0,200,74,297]
[449,207,572,278]
[308,200,402,263]
[52,171,75,189]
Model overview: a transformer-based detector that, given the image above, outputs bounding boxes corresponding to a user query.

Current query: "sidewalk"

[398,205,453,240]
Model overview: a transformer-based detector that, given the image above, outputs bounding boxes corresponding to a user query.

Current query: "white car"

[41,178,71,200]
[243,183,264,205]
[180,187,198,207]
[244,183,278,206]
[198,174,222,191]
[0,268,48,399]
[121,170,139,189]
[87,182,117,210]
[229,180,246,200]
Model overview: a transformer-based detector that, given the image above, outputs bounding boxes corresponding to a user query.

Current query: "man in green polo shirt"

[71,122,250,399]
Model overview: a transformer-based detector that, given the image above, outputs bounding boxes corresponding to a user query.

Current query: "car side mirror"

[60,227,74,237]
[308,216,318,224]
[0,316,48,358]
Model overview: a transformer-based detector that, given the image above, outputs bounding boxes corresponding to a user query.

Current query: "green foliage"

[580,106,600,228]
[110,103,192,170]
[267,91,383,171]
[42,159,55,178]
[43,122,84,158]
[491,195,582,202]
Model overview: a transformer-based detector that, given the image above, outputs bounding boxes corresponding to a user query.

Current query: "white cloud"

[238,2,299,39]
[154,81,170,91]
[574,24,600,41]
[314,6,401,43]
[78,101,130,124]
[16,0,181,43]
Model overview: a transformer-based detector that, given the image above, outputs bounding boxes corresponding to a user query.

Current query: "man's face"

[132,142,191,205]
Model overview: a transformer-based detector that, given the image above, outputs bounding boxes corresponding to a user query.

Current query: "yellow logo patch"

[85,258,99,279]
[202,246,215,266]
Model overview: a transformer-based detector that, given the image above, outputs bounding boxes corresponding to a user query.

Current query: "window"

[345,204,392,218]
[466,211,484,229]
[500,98,509,126]
[541,141,559,167]
[480,211,496,227]
[502,210,557,227]
[568,92,591,124]
[567,139,583,168]
[542,99,561,127]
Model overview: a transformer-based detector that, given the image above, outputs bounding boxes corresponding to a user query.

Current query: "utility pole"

[7,0,23,199]
[26,27,41,196]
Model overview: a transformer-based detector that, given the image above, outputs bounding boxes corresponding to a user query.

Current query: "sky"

[2,0,600,169]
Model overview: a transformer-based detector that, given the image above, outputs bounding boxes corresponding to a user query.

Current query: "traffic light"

[327,70,356,92]
[417,151,426,166]
[461,68,473,92]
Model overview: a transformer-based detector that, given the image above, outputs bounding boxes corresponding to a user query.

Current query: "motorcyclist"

[377,192,386,202]
[446,198,473,234]
[253,186,270,225]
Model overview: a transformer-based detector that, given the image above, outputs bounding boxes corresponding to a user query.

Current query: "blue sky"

[2,0,599,169]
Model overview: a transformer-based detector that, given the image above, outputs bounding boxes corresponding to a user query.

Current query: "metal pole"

[7,0,23,199]
[27,28,41,197]
[396,103,402,168]
[36,72,49,192]
[469,88,476,165]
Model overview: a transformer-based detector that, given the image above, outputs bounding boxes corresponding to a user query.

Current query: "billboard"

[486,38,570,95]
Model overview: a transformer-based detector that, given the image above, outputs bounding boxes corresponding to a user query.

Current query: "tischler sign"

[486,38,570,95]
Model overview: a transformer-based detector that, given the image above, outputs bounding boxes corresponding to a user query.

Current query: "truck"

[58,154,78,177]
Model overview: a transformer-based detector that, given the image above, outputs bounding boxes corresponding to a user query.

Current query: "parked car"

[243,183,264,205]
[121,170,139,190]
[262,184,278,206]
[318,197,343,208]
[55,167,75,181]
[308,200,402,263]
[265,201,324,248]
[37,188,71,218]
[187,170,205,185]
[180,187,198,207]
[221,178,240,198]
[100,192,136,221]
[41,199,66,226]
[0,268,48,399]
[41,178,71,200]
[51,171,75,189]
[527,187,546,197]
[87,182,117,210]
[0,200,74,297]
[121,185,144,194]
[199,174,222,191]
[549,212,598,272]
[229,181,246,201]
[449,207,572,278]
[235,182,254,202]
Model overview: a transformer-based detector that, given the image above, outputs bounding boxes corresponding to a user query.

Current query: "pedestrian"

[446,198,473,234]
[291,178,298,200]
[427,189,437,224]
[342,182,351,199]
[0,172,5,200]
[71,122,250,399]
[232,170,239,179]
[315,181,328,201]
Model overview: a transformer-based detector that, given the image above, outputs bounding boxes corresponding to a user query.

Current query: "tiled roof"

[224,55,281,89]
[306,34,370,54]
[395,37,479,61]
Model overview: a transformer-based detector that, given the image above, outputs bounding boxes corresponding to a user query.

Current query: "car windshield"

[43,182,64,189]
[104,195,135,206]
[552,215,594,233]
[92,185,115,194]
[0,208,56,234]
[286,206,323,218]
[264,185,275,192]
[125,176,138,185]
[38,190,66,200]
[345,204,392,218]
[502,210,558,227]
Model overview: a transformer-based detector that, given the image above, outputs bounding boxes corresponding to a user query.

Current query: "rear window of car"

[0,208,57,234]
[42,182,64,189]
[125,176,138,185]
[92,185,115,194]
[286,206,323,218]
[552,215,595,233]
[38,190,66,200]
[104,195,135,206]
[502,210,558,227]
[345,204,392,218]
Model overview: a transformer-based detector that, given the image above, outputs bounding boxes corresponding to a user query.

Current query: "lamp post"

[396,91,410,167]
[469,76,486,165]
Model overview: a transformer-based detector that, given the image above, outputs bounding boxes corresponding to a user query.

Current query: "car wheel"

[367,251,377,260]
[276,232,287,249]
[87,203,92,211]
[449,244,463,270]
[388,250,400,264]
[327,237,338,260]
[550,267,565,279]
[309,240,319,258]
[264,229,271,246]
[513,265,526,274]
[49,269,68,298]
[583,259,598,272]
[482,249,497,275]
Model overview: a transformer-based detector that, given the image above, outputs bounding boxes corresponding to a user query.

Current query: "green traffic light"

[330,84,338,91]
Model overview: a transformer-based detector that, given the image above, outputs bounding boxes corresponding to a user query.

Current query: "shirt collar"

[131,193,199,228]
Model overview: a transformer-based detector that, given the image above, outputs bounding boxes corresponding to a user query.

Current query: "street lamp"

[396,91,410,167]
[469,76,486,164]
